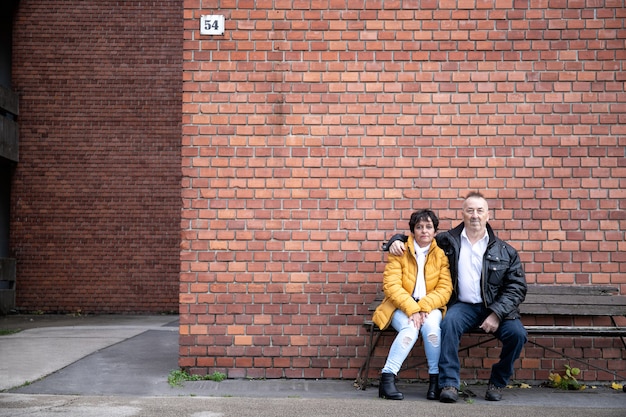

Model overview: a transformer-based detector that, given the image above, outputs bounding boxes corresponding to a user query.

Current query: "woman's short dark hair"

[408,209,439,234]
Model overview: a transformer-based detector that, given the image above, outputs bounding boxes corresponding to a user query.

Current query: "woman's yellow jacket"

[372,236,452,330]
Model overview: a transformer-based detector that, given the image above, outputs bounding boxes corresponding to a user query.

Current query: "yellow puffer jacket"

[372,236,452,331]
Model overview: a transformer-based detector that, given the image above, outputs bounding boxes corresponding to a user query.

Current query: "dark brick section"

[11,1,183,313]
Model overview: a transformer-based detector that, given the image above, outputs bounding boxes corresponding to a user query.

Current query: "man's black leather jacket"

[385,222,527,320]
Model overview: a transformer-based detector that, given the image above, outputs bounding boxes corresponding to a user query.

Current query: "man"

[386,192,527,402]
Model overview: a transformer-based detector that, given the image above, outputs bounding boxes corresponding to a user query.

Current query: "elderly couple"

[373,192,528,403]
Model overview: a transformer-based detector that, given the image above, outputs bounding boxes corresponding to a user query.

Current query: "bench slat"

[523,294,626,306]
[367,286,626,316]
[520,303,626,316]
[369,297,626,315]
[526,285,618,296]
[365,321,626,336]
[525,326,626,337]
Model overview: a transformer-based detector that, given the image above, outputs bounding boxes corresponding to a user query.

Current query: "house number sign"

[200,15,225,35]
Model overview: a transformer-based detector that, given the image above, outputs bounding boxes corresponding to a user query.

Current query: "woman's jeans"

[381,308,443,375]
[438,301,528,389]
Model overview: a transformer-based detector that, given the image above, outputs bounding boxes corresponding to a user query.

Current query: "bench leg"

[610,317,626,351]
[457,335,496,354]
[356,325,381,390]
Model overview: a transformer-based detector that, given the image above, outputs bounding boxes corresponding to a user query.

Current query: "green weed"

[548,365,585,390]
[168,370,227,387]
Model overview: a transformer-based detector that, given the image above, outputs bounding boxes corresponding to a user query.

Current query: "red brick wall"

[181,2,626,382]
[11,1,182,313]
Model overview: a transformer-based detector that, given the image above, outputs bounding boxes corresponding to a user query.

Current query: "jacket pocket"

[486,262,507,284]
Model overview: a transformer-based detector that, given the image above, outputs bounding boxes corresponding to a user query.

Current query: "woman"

[372,209,452,400]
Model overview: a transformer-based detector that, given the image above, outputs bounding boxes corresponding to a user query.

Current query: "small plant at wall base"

[168,370,227,387]
[548,365,585,390]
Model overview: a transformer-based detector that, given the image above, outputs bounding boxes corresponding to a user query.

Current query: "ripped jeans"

[381,308,443,375]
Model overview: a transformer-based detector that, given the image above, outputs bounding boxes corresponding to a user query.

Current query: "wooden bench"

[355,284,626,390]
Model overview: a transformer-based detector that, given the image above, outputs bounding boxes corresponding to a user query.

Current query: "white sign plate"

[200,15,225,35]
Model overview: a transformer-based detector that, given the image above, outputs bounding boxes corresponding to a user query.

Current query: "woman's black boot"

[379,372,404,400]
[426,373,441,400]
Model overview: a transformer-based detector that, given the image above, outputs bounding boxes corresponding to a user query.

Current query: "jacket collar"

[407,235,436,256]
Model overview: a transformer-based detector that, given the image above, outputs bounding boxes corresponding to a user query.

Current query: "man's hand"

[389,240,406,256]
[480,312,501,334]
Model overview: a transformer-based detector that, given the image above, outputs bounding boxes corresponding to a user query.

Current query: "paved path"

[0,314,624,416]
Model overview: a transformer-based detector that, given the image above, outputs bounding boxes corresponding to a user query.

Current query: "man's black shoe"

[439,386,459,403]
[485,383,503,401]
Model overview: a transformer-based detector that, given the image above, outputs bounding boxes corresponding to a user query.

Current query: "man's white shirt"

[457,229,488,304]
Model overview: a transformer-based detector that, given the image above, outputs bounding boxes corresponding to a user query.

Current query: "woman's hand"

[409,312,428,329]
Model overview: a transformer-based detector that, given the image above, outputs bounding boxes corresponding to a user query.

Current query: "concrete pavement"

[0,314,178,392]
[0,314,625,416]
